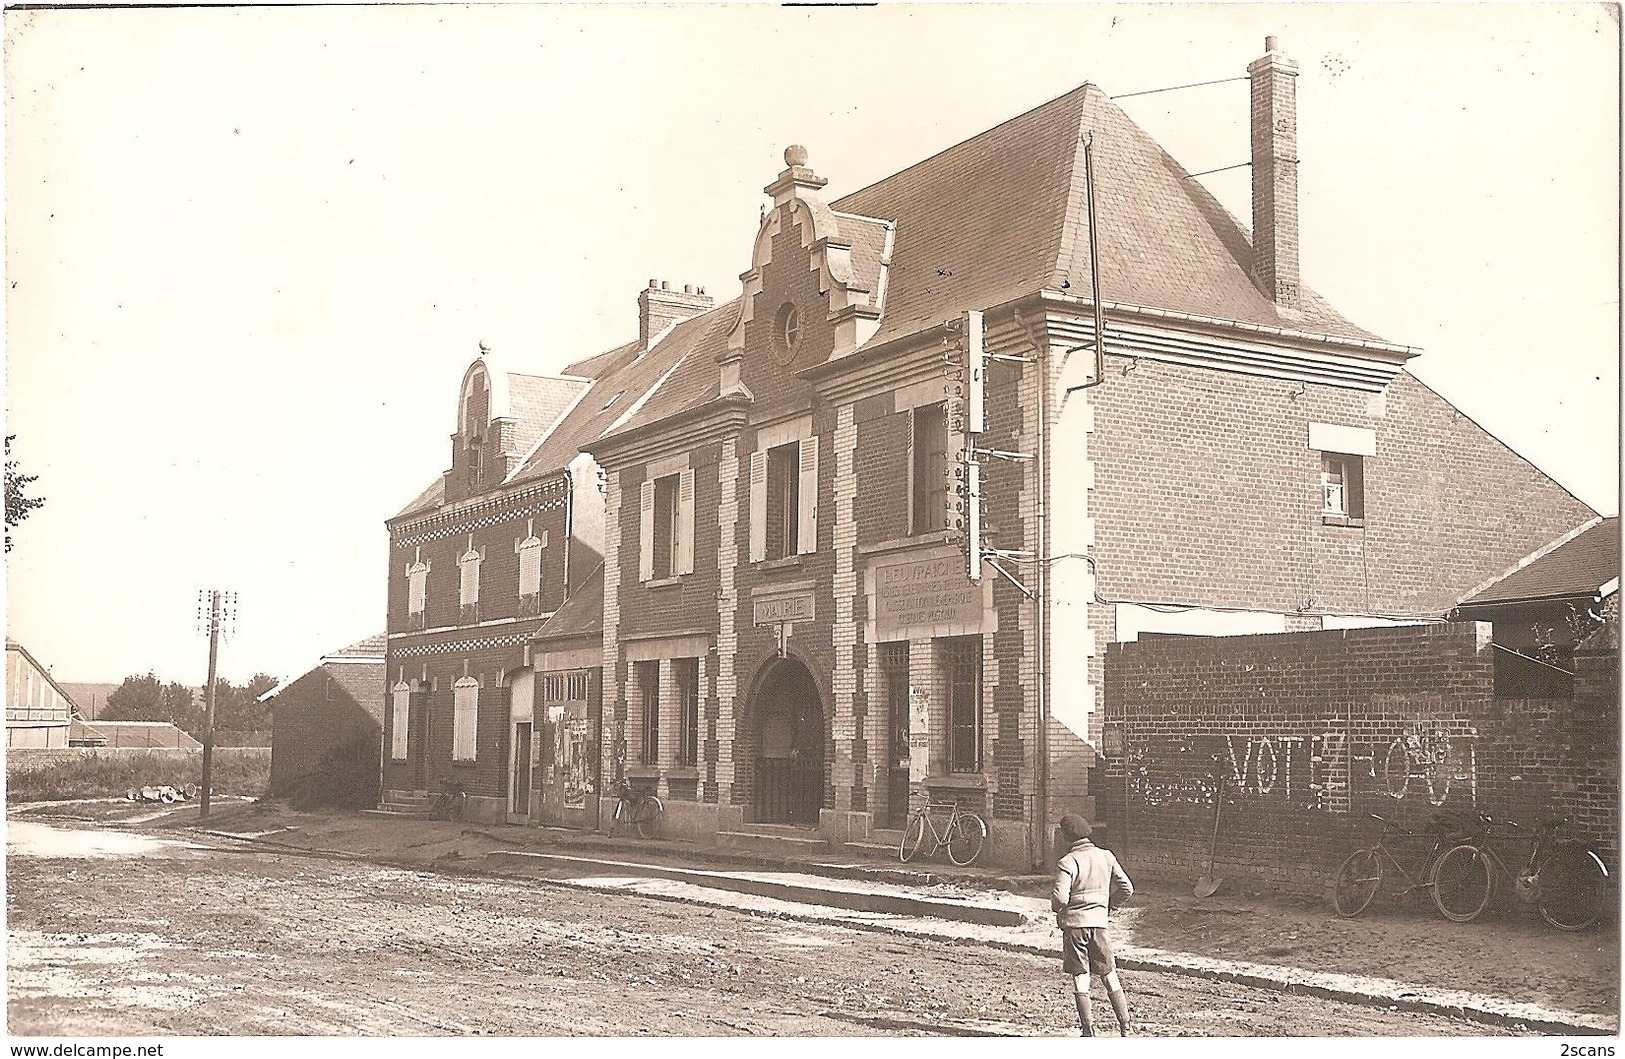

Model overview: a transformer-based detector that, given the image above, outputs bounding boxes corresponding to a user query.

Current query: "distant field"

[5,747,270,802]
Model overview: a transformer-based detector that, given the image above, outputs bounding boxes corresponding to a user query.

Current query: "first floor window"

[941,636,981,773]
[674,658,700,767]
[452,678,479,761]
[1321,453,1365,519]
[765,441,801,561]
[636,660,660,765]
[652,474,680,580]
[910,402,948,535]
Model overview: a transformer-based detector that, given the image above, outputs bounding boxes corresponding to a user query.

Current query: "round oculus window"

[774,301,801,364]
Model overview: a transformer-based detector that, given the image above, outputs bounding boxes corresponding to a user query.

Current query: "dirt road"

[7,820,1523,1038]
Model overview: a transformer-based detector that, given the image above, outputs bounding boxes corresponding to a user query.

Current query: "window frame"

[451,678,480,762]
[942,636,982,774]
[674,658,700,768]
[910,401,948,536]
[1320,452,1365,522]
[636,660,660,765]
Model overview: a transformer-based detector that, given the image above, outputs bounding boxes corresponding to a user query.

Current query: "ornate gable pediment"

[720,147,889,401]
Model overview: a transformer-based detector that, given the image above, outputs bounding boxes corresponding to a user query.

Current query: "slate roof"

[1457,517,1620,609]
[534,561,604,643]
[832,82,1379,347]
[506,372,592,459]
[324,633,387,660]
[594,80,1386,447]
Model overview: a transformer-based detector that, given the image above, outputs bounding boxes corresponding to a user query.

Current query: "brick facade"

[1098,623,1620,894]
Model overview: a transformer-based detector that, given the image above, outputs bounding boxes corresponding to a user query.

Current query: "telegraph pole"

[197,589,235,821]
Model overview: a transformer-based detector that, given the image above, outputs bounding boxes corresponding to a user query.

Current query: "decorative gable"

[721,147,890,401]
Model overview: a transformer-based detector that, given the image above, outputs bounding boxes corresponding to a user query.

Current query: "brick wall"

[1086,365,1595,619]
[270,665,383,806]
[1098,623,1619,894]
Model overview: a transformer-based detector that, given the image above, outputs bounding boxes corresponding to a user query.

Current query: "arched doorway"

[750,657,824,825]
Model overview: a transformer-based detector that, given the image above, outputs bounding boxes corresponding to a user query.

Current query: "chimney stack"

[1248,36,1300,309]
[638,278,713,349]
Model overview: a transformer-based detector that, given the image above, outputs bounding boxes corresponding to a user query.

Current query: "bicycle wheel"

[899,814,928,862]
[1538,844,1608,931]
[449,791,467,822]
[945,812,987,866]
[1331,848,1383,917]
[1431,844,1494,922]
[631,796,662,839]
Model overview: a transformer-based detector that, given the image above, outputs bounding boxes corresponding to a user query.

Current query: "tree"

[5,435,45,552]
[104,673,166,722]
[212,673,280,732]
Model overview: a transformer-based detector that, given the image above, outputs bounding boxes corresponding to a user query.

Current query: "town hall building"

[381,39,1597,868]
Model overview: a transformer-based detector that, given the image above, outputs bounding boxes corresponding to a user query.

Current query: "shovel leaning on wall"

[1193,775,1226,898]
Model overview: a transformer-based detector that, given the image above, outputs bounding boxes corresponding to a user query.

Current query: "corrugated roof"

[534,562,604,642]
[1458,517,1620,608]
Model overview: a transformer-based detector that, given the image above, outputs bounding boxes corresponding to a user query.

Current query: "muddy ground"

[9,814,1529,1038]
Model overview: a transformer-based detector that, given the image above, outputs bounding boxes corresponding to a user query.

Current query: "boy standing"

[1050,814,1134,1036]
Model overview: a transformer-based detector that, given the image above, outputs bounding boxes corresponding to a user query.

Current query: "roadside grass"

[5,747,270,803]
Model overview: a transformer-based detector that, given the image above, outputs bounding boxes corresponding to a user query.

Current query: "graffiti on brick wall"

[1126,732,1347,812]
[1121,720,1479,814]
[1350,719,1477,808]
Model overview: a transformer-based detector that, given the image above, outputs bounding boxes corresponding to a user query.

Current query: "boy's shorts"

[1060,926,1116,976]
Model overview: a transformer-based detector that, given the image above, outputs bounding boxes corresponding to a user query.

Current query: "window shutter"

[639,478,655,582]
[749,450,767,563]
[390,685,410,760]
[676,467,695,576]
[453,681,479,761]
[797,436,818,554]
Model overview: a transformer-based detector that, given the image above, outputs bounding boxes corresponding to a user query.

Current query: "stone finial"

[785,144,809,168]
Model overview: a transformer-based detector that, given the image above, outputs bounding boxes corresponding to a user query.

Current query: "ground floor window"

[941,636,981,773]
[636,660,660,764]
[674,658,700,767]
[452,678,479,761]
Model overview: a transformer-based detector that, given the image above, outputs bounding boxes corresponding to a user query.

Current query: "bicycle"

[611,781,663,839]
[899,790,987,866]
[429,781,468,821]
[1330,812,1465,917]
[1431,814,1610,930]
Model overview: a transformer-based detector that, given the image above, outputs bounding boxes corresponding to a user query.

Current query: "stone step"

[716,829,831,856]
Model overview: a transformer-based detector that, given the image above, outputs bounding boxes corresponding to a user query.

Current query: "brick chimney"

[1248,36,1300,309]
[638,279,713,349]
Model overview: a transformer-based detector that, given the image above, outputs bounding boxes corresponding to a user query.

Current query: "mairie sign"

[753,591,815,627]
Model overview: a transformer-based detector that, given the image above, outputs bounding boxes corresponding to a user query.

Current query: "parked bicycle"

[1331,812,1468,917]
[899,790,986,866]
[611,781,663,839]
[1431,814,1610,930]
[429,781,467,821]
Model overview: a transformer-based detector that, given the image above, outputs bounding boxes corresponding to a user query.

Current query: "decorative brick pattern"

[715,437,740,805]
[831,403,859,809]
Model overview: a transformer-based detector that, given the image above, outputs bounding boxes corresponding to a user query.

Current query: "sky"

[5,2,1619,687]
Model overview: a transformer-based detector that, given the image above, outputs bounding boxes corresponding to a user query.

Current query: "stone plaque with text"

[873,554,982,640]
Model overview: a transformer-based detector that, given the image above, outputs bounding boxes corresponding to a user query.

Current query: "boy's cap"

[1059,814,1093,841]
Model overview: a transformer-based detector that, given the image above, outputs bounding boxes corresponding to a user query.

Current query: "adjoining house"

[381,39,1598,867]
[264,634,385,808]
[5,641,77,749]
[1452,516,1620,697]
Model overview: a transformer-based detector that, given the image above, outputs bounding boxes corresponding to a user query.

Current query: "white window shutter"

[748,450,767,563]
[797,436,818,554]
[676,467,695,576]
[639,479,655,582]
[453,681,479,761]
[390,685,410,760]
